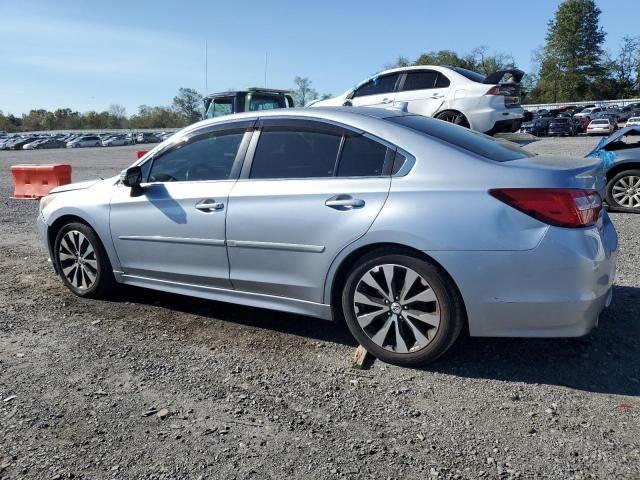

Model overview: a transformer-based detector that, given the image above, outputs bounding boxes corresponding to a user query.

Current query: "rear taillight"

[489,188,602,228]
[485,85,509,96]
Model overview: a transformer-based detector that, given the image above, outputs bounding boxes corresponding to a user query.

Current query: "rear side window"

[248,94,283,111]
[401,71,438,91]
[353,73,400,97]
[388,115,533,162]
[337,135,388,177]
[250,129,341,179]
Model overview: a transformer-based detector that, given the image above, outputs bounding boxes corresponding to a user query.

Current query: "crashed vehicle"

[310,66,524,134]
[586,126,640,212]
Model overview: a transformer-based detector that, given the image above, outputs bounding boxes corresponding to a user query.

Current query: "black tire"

[54,222,116,298]
[606,169,640,213]
[341,250,465,367]
[435,110,470,128]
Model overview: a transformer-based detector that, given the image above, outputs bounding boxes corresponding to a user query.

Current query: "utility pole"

[205,40,208,96]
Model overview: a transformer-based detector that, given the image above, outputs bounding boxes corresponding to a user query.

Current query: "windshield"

[388,115,533,162]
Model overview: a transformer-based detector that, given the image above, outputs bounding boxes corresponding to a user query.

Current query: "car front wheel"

[54,222,116,298]
[607,170,640,212]
[341,251,465,367]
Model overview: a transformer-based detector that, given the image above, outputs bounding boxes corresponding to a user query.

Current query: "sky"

[0,0,636,116]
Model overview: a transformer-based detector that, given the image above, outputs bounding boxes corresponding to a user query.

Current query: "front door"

[226,120,393,303]
[109,128,250,288]
[350,72,401,108]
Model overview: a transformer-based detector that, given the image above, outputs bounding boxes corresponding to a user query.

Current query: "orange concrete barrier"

[136,150,149,159]
[11,164,72,199]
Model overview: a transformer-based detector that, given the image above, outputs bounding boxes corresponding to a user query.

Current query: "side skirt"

[115,272,334,321]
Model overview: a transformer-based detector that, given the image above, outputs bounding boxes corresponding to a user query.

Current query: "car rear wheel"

[54,222,116,298]
[435,110,470,128]
[607,170,640,212]
[341,251,465,367]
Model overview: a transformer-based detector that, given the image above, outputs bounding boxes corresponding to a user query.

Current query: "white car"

[625,117,640,127]
[66,135,102,148]
[310,65,524,134]
[102,136,131,147]
[586,118,615,136]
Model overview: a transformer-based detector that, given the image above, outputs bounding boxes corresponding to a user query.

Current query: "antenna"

[264,52,268,87]
[205,40,208,95]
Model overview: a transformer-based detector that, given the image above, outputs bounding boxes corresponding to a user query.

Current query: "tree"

[611,36,639,98]
[535,0,606,102]
[172,88,203,125]
[291,76,318,107]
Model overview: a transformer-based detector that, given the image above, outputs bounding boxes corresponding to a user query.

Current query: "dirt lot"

[0,139,638,479]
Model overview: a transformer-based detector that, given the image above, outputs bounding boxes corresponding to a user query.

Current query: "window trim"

[141,122,255,184]
[239,118,397,181]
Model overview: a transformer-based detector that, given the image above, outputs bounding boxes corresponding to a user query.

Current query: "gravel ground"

[0,139,638,479]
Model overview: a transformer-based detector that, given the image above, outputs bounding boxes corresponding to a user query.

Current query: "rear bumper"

[484,118,523,135]
[429,212,618,337]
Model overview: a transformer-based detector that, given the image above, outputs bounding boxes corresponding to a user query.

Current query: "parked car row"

[0,131,173,151]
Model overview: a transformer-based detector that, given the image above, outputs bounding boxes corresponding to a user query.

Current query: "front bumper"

[37,214,57,274]
[430,212,618,337]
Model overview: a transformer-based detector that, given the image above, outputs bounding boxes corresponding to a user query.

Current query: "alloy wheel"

[353,264,441,353]
[612,175,640,208]
[58,230,99,290]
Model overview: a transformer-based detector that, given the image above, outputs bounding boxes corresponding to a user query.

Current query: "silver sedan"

[37,107,617,366]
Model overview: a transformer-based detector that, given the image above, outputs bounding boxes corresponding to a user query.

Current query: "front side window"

[353,73,400,98]
[207,98,234,118]
[250,129,341,179]
[147,131,243,182]
[337,135,388,177]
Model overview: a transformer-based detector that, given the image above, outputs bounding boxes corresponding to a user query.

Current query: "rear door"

[393,70,451,116]
[350,72,401,108]
[226,118,394,303]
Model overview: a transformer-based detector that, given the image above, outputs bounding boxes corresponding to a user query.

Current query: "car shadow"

[113,284,639,396]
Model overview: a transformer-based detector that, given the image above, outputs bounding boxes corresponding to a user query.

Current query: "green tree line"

[0,88,203,133]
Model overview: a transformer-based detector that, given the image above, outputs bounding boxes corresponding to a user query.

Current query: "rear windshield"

[551,118,569,123]
[388,115,533,162]
[591,120,608,125]
[447,66,486,83]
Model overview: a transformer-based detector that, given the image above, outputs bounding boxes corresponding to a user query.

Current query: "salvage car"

[518,119,548,136]
[67,135,102,148]
[38,108,616,366]
[586,126,640,212]
[587,118,615,136]
[310,66,524,134]
[547,117,575,137]
[204,88,295,119]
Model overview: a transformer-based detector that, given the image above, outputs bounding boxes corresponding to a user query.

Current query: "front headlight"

[39,194,56,213]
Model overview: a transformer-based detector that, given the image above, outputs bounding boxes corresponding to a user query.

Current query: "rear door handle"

[195,199,224,212]
[325,195,365,210]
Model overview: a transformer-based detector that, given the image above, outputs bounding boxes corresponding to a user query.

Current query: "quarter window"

[353,73,400,98]
[337,135,388,177]
[147,132,243,182]
[250,129,341,179]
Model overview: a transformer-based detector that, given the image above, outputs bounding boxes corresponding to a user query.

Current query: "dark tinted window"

[337,135,388,177]
[250,129,341,179]
[401,71,437,91]
[353,73,400,97]
[448,66,486,83]
[435,72,451,88]
[248,94,284,111]
[147,132,243,182]
[388,115,533,162]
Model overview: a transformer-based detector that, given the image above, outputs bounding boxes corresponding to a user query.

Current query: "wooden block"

[351,345,369,369]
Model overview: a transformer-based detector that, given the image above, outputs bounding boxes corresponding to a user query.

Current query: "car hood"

[50,179,101,194]
[586,126,640,157]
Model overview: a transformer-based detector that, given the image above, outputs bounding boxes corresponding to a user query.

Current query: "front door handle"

[381,98,393,104]
[325,195,365,210]
[195,199,224,212]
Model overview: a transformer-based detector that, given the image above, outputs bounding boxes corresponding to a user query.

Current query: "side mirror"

[345,90,355,100]
[122,166,143,187]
